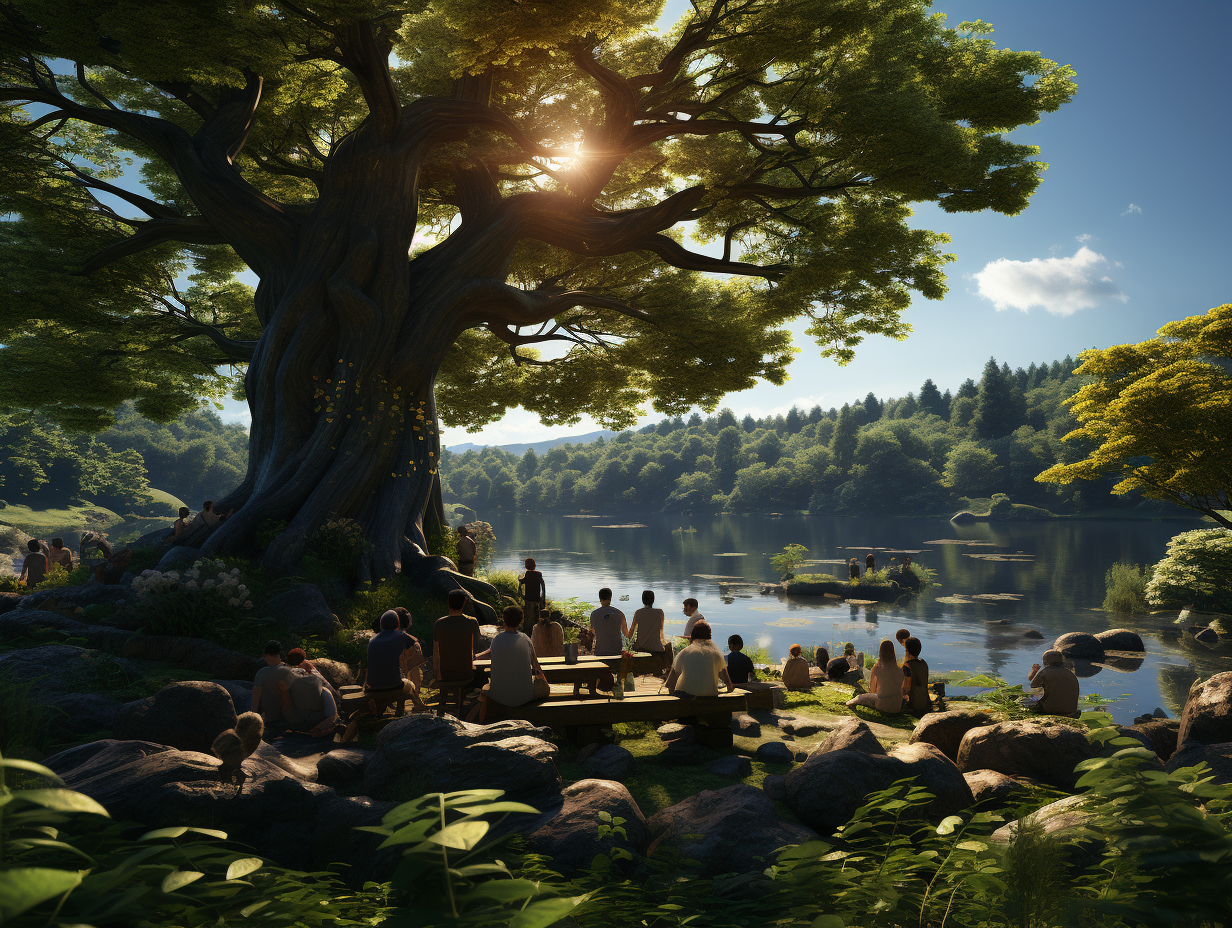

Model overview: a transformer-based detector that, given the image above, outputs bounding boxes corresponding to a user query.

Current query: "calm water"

[482,512,1228,724]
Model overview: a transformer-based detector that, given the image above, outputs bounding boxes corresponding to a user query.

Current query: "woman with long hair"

[845,638,903,713]
[629,589,669,674]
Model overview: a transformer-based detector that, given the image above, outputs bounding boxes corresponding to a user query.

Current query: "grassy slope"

[0,503,124,534]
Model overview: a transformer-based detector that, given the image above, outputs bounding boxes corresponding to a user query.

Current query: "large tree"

[0,0,1074,579]
[1038,304,1232,527]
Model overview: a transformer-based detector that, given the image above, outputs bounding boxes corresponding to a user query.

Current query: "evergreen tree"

[785,407,803,433]
[741,414,757,432]
[863,392,882,422]
[897,392,919,418]
[516,448,539,482]
[942,388,953,407]
[807,405,823,424]
[715,409,739,432]
[957,378,979,400]
[687,413,703,428]
[830,403,859,472]
[714,426,742,493]
[918,378,947,417]
[973,357,1027,439]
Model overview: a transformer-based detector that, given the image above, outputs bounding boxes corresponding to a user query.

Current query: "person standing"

[901,637,931,715]
[629,590,668,674]
[589,588,628,655]
[456,525,477,576]
[680,598,705,639]
[666,622,733,698]
[865,552,876,575]
[18,539,48,587]
[848,558,860,580]
[518,558,546,629]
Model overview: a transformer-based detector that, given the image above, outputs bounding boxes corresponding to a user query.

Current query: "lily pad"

[593,523,648,529]
[971,593,1024,602]
[923,539,1000,547]
[844,599,879,606]
[766,617,814,627]
[714,552,747,556]
[935,595,977,605]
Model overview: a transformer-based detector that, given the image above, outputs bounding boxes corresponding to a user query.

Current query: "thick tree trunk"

[188,120,484,583]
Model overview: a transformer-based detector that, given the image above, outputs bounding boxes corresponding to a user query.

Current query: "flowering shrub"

[132,558,253,610]
[307,517,371,581]
[129,558,255,637]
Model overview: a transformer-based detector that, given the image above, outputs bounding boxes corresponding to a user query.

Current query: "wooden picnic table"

[473,651,665,676]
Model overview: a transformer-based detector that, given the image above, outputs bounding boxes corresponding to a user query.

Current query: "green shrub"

[1145,528,1232,613]
[1103,561,1149,613]
[482,569,520,599]
[306,517,372,584]
[769,542,808,578]
[0,676,65,758]
[126,559,259,641]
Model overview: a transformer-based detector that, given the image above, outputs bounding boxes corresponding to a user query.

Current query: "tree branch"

[337,21,401,139]
[639,233,785,279]
[76,218,228,275]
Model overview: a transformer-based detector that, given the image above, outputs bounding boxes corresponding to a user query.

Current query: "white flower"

[228,597,239,607]
[203,579,216,589]
[185,581,198,591]
[237,585,248,597]
[231,568,241,577]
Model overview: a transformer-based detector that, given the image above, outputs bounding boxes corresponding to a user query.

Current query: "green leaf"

[161,870,205,893]
[425,820,490,851]
[508,894,589,928]
[0,867,81,921]
[226,858,263,880]
[0,758,63,783]
[240,899,270,917]
[141,826,228,841]
[812,916,845,928]
[17,788,110,817]
[464,879,541,903]
[956,840,988,852]
[936,815,964,835]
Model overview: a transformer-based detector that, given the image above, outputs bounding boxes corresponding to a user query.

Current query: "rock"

[813,719,886,757]
[14,582,135,613]
[310,658,355,689]
[1178,672,1232,746]
[363,714,560,804]
[956,721,1094,789]
[709,755,753,777]
[1023,629,1044,640]
[52,692,125,734]
[1052,632,1105,660]
[963,769,1024,806]
[755,741,795,764]
[0,644,149,732]
[1132,719,1180,761]
[647,785,816,873]
[217,679,255,714]
[1154,707,1169,718]
[581,744,637,782]
[659,740,711,766]
[1071,659,1103,679]
[909,711,992,761]
[113,681,238,753]
[762,774,787,800]
[732,714,761,736]
[527,779,648,874]
[785,741,973,834]
[1194,627,1219,645]
[574,742,602,764]
[990,795,1093,846]
[0,610,134,651]
[157,545,202,571]
[133,528,173,548]
[658,722,694,743]
[1166,742,1232,784]
[316,748,372,787]
[120,635,255,681]
[47,739,398,876]
[1095,628,1145,652]
[780,717,827,737]
[265,584,342,638]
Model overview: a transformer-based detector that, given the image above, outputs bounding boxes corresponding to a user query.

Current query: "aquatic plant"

[1103,561,1149,613]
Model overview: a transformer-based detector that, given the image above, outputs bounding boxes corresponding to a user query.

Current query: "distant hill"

[446,428,621,457]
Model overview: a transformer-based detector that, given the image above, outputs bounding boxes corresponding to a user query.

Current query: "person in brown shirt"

[1028,649,1080,716]
[900,637,931,715]
[433,589,481,684]
[456,526,477,576]
[518,558,546,630]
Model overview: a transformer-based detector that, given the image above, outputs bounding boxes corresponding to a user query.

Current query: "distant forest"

[440,356,1168,517]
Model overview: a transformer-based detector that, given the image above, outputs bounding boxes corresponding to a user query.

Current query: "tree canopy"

[1038,304,1232,528]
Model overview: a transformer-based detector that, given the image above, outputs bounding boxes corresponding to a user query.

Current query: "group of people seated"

[251,640,342,736]
[167,500,234,542]
[16,536,73,586]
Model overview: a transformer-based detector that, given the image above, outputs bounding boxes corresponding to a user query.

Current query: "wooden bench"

[474,651,664,677]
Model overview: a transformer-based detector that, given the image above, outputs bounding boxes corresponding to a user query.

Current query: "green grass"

[780,685,917,730]
[145,487,186,514]
[0,502,124,534]
[1103,561,1149,614]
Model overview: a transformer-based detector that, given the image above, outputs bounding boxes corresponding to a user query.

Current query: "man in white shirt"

[471,606,549,721]
[680,598,705,639]
[589,587,627,654]
[666,621,734,699]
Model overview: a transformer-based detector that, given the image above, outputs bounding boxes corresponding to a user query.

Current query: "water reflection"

[483,512,1229,724]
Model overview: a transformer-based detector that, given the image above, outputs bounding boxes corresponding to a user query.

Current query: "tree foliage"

[1144,528,1232,613]
[1038,304,1232,527]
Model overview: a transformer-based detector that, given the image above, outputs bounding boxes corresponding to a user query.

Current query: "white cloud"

[973,246,1127,316]
[1122,203,1142,215]
[1076,232,1092,243]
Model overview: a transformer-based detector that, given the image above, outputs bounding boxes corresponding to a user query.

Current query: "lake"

[480,511,1227,725]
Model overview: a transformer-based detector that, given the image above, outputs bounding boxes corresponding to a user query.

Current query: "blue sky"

[207,1,1232,444]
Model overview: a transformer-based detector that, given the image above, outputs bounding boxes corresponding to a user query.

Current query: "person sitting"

[781,643,813,690]
[726,634,757,685]
[455,525,478,576]
[589,588,628,655]
[79,533,131,584]
[825,653,852,682]
[814,646,830,670]
[865,552,876,575]
[839,642,865,682]
[848,558,860,580]
[285,667,339,737]
[18,539,47,587]
[901,637,931,715]
[472,606,550,722]
[666,621,733,698]
[285,646,318,675]
[433,589,480,689]
[895,628,911,650]
[518,558,546,629]
[531,610,565,658]
[251,640,295,728]
[1027,649,1080,717]
[193,500,233,530]
[46,537,72,571]
[169,507,192,541]
[366,610,428,714]
[392,606,426,701]
[629,589,668,675]
[846,639,903,713]
[680,598,705,639]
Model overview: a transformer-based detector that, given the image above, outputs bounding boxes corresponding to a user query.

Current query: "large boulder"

[133,527,173,548]
[1178,672,1232,746]
[15,583,135,613]
[1052,632,1104,660]
[990,795,1093,846]
[363,714,561,804]
[755,741,795,764]
[0,610,134,651]
[264,584,342,637]
[581,744,637,782]
[1132,719,1181,762]
[310,658,355,689]
[956,721,1094,789]
[47,739,397,877]
[0,644,146,733]
[120,635,256,681]
[1166,742,1232,784]
[315,748,372,787]
[647,785,816,874]
[1095,628,1145,652]
[216,679,255,714]
[963,769,1025,807]
[113,681,237,753]
[812,718,886,757]
[527,779,648,874]
[909,710,992,761]
[156,545,201,571]
[785,741,973,834]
